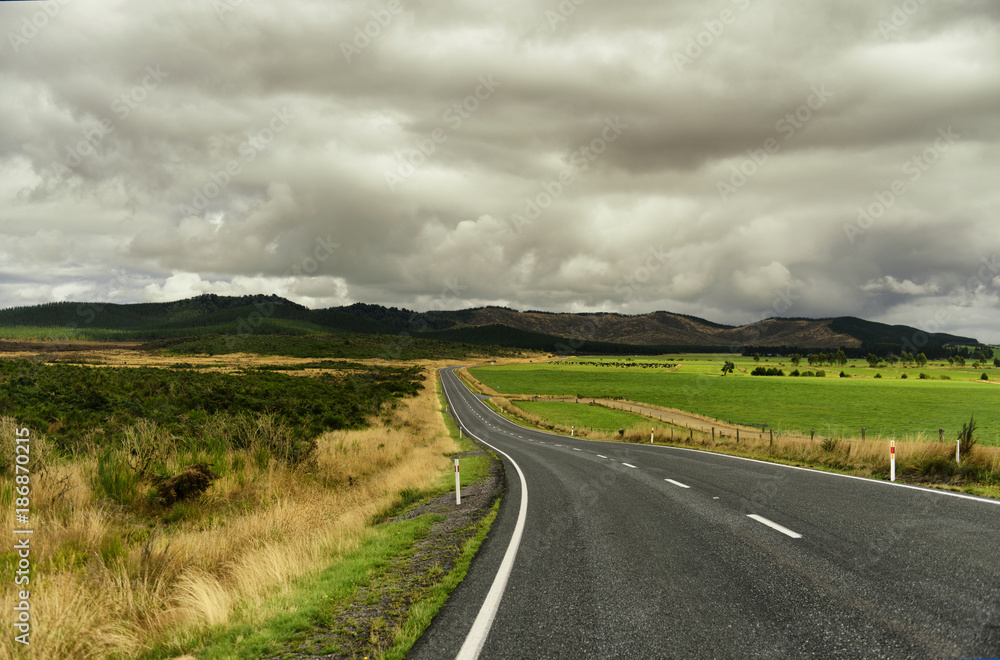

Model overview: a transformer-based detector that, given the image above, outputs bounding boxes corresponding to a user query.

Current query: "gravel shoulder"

[265,449,503,660]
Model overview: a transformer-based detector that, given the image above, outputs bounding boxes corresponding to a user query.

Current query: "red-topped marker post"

[890,440,896,482]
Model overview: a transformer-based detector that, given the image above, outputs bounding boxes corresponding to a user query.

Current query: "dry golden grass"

[0,367,458,660]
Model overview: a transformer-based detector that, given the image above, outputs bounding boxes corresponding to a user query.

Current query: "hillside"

[0,295,982,354]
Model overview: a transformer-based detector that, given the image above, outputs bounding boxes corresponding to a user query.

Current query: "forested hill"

[0,294,983,355]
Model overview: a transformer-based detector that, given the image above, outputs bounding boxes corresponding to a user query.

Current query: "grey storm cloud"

[1,0,999,340]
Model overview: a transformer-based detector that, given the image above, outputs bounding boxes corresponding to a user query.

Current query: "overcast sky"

[2,0,999,341]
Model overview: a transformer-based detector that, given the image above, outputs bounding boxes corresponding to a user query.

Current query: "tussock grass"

[0,367,459,659]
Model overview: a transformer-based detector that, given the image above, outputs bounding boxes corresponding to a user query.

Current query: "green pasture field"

[517,400,674,433]
[472,355,1000,443]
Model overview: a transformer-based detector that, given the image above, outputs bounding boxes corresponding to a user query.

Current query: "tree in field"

[721,361,735,376]
[915,353,928,367]
[835,349,848,366]
[753,353,760,364]
[866,353,881,368]
[791,354,801,367]
[994,357,1000,368]
[955,355,966,366]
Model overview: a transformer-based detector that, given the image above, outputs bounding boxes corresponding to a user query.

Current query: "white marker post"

[455,458,461,505]
[571,426,574,437]
[890,440,896,482]
[650,429,654,444]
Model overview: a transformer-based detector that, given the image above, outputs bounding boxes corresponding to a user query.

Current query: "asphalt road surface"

[409,367,1000,659]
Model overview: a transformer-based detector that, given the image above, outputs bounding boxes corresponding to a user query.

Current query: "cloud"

[1,0,999,341]
[862,276,940,296]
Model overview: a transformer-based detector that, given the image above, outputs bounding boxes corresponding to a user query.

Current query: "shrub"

[958,415,978,458]
[874,373,882,379]
[919,373,930,380]
[751,367,784,376]
[901,373,908,379]
[789,369,800,377]
[839,371,849,378]
[801,370,814,377]
[815,370,826,377]
[981,373,989,381]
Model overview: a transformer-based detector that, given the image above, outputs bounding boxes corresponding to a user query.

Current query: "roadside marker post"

[890,440,896,482]
[957,439,961,464]
[455,458,461,505]
[650,429,654,444]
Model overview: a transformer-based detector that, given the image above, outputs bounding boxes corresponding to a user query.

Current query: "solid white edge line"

[747,514,803,539]
[452,376,1000,509]
[621,463,638,469]
[665,479,690,489]
[442,369,529,660]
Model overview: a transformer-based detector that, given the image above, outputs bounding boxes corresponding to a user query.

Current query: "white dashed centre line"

[597,455,608,459]
[747,514,803,539]
[621,463,638,469]
[573,448,581,452]
[665,479,690,489]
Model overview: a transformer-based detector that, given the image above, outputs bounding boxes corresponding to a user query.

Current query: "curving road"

[409,367,1000,659]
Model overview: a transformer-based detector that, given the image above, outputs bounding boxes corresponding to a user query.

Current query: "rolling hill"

[0,294,982,356]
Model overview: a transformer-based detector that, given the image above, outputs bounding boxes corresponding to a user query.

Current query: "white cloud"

[1,0,999,342]
[862,276,940,296]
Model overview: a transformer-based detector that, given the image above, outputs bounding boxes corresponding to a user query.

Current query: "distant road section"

[410,367,1000,659]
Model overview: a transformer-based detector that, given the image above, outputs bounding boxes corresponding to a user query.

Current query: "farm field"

[472,354,1000,444]
[516,400,676,433]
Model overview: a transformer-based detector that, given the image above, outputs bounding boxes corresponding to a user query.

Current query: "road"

[409,367,1000,659]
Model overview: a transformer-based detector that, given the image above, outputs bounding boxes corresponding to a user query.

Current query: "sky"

[2,0,999,341]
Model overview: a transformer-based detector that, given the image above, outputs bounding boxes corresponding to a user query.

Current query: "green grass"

[138,515,442,660]
[516,400,671,433]
[381,500,499,660]
[473,357,1000,443]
